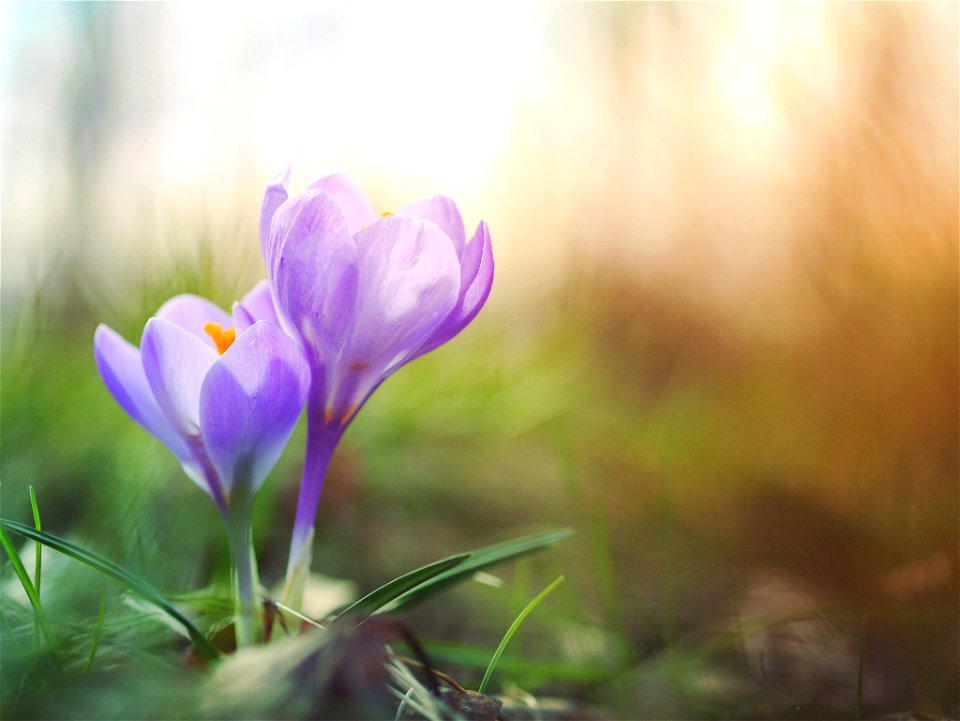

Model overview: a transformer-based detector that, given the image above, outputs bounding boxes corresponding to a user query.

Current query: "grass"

[1,519,219,660]
[84,591,107,673]
[28,487,41,604]
[478,575,564,693]
[0,525,59,668]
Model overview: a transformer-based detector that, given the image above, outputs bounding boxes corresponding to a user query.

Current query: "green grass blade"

[1,518,219,660]
[478,575,564,693]
[85,591,107,673]
[418,639,615,685]
[330,553,471,625]
[272,599,325,630]
[0,525,58,662]
[28,487,41,596]
[387,528,572,612]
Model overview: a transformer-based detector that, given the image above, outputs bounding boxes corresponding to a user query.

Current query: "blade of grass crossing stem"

[0,525,58,665]
[478,575,565,694]
[387,529,572,612]
[272,600,325,630]
[330,553,470,624]
[85,591,107,673]
[29,487,41,596]
[1,518,219,660]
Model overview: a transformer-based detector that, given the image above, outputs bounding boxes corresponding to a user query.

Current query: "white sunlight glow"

[164,3,547,201]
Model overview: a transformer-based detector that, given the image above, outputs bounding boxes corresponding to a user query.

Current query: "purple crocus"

[94,292,310,644]
[260,170,494,607]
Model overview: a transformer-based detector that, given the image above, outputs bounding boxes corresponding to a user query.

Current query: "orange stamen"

[204,323,236,355]
[347,361,371,371]
[340,405,357,427]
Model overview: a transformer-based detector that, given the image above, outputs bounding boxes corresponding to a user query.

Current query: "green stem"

[225,489,262,648]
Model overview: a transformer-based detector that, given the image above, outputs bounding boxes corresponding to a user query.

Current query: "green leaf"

[478,575,564,693]
[29,486,42,597]
[1,518,220,660]
[386,528,572,613]
[0,524,58,664]
[329,553,471,625]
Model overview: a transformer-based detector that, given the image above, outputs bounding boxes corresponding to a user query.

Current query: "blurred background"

[2,3,957,719]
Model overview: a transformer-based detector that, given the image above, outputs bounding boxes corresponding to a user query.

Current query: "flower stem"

[282,404,341,610]
[225,488,262,648]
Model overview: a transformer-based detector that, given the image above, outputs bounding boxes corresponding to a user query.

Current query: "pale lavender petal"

[93,324,191,460]
[232,280,280,333]
[156,295,232,350]
[268,190,359,373]
[260,166,291,261]
[418,220,494,356]
[343,215,460,376]
[232,302,255,333]
[306,173,378,235]
[140,318,219,437]
[200,322,310,493]
[397,195,466,257]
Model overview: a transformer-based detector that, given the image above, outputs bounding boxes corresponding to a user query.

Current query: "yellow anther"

[380,211,393,217]
[204,323,236,355]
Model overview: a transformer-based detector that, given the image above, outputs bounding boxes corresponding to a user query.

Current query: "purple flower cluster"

[94,169,493,626]
[95,293,309,511]
[261,170,493,603]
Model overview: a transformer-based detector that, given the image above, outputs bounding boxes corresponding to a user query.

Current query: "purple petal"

[200,322,310,493]
[305,173,378,235]
[95,324,219,500]
[232,302,256,333]
[140,318,219,437]
[418,220,494,355]
[155,295,232,351]
[232,280,280,333]
[260,166,291,261]
[397,195,466,257]
[268,190,359,375]
[93,324,191,460]
[341,215,460,379]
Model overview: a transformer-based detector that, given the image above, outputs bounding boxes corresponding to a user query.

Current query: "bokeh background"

[2,3,957,719]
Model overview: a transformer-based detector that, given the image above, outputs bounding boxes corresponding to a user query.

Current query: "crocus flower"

[94,292,310,645]
[259,170,494,608]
